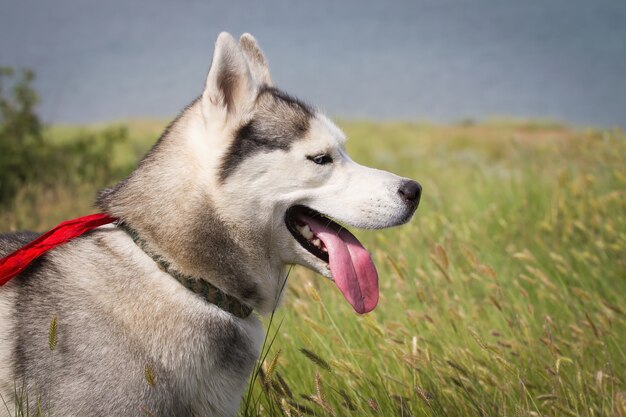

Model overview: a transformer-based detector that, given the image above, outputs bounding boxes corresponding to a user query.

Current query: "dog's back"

[0,232,40,412]
[0,232,39,256]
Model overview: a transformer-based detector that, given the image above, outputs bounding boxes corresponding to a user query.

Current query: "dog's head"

[195,33,421,314]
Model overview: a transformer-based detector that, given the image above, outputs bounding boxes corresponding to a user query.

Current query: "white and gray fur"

[0,33,420,416]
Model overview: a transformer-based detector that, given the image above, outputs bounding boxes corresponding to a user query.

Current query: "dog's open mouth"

[285,205,379,314]
[285,206,330,263]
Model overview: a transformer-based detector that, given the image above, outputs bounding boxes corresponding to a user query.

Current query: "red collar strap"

[0,213,117,286]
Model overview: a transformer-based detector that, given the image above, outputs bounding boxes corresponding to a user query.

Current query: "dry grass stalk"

[299,348,332,372]
[48,315,57,352]
[144,364,156,388]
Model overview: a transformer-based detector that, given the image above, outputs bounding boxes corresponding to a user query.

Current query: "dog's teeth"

[298,224,314,240]
[312,238,321,248]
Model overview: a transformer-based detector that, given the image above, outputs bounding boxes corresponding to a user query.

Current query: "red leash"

[0,213,117,286]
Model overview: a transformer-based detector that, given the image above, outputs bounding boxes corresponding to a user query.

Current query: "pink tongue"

[303,216,378,314]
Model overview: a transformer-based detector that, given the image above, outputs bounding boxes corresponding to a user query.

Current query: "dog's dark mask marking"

[219,86,313,183]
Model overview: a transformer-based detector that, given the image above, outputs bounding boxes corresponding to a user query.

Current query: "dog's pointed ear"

[203,32,256,117]
[239,33,272,86]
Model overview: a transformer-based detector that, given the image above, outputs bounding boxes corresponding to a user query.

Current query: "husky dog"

[0,33,421,416]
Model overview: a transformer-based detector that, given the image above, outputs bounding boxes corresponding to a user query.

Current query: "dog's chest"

[104,274,263,416]
[83,231,265,415]
[172,315,263,416]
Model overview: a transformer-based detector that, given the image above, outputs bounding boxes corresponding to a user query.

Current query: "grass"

[1,119,624,416]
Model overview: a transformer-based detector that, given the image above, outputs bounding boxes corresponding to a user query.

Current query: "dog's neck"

[117,221,254,318]
[96,103,284,314]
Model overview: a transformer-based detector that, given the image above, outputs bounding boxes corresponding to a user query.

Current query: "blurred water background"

[1,0,625,127]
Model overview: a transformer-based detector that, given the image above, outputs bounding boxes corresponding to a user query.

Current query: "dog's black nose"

[398,180,422,205]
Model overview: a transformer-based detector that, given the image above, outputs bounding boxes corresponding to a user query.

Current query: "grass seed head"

[299,348,332,372]
[144,364,156,388]
[48,315,57,352]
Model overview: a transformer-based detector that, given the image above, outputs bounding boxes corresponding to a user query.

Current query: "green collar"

[118,223,253,319]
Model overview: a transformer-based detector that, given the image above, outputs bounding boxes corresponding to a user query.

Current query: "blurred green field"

[1,120,625,417]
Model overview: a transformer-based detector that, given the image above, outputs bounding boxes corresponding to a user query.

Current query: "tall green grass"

[239,121,626,417]
[1,120,624,416]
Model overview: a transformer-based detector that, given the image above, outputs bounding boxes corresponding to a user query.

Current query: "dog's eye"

[307,154,333,165]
